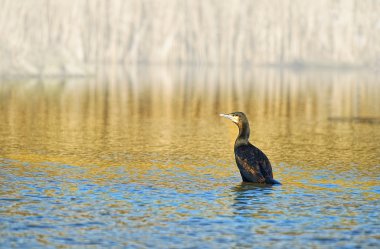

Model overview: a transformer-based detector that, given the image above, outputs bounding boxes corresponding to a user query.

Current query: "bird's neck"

[235,121,250,147]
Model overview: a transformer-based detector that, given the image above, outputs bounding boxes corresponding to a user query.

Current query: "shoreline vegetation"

[1,0,379,76]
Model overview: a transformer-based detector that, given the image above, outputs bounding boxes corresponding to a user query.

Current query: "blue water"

[1,70,380,248]
[1,158,379,248]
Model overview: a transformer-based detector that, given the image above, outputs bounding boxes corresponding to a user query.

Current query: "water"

[1,68,380,248]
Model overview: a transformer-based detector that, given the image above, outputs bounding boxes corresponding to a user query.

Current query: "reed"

[0,0,379,76]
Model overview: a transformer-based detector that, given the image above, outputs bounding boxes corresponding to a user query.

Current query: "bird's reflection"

[231,183,275,217]
[228,183,278,247]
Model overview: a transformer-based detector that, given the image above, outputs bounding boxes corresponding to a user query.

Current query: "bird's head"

[219,112,248,127]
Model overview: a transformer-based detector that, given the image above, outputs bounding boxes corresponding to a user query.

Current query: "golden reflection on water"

[0,68,379,194]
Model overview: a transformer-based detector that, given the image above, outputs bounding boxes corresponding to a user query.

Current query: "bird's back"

[234,143,275,183]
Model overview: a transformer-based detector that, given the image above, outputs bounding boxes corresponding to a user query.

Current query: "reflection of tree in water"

[0,68,379,169]
[1,68,379,120]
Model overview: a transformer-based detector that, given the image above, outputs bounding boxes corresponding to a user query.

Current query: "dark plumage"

[220,112,281,184]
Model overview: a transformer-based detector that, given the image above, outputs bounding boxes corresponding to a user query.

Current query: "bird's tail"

[265,178,282,185]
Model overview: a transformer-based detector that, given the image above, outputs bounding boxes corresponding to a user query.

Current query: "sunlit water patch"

[1,68,380,248]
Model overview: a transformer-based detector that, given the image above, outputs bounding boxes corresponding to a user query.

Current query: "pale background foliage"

[0,0,379,76]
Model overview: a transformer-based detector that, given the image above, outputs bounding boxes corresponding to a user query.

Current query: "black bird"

[220,112,281,184]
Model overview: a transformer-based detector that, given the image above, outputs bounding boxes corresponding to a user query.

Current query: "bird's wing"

[235,144,273,182]
[257,151,273,179]
[235,145,266,183]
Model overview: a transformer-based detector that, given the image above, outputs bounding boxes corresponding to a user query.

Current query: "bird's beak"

[219,113,239,123]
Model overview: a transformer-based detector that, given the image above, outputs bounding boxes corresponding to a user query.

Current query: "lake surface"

[1,68,379,248]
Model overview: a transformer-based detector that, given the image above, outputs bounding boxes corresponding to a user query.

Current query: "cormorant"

[220,112,281,184]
